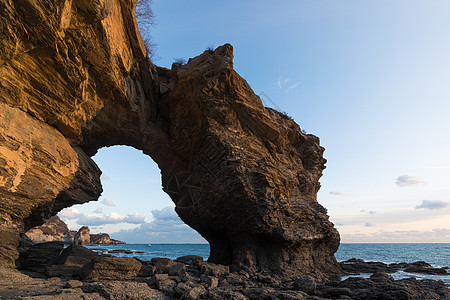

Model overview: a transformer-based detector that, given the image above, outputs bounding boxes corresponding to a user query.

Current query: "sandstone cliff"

[0,0,340,279]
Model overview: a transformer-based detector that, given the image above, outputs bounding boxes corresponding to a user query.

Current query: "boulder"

[176,255,204,265]
[16,242,64,273]
[82,257,142,281]
[57,244,100,268]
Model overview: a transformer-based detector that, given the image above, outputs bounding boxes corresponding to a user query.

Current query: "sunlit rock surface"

[0,0,340,279]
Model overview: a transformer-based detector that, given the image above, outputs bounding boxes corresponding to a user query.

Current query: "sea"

[87,243,450,285]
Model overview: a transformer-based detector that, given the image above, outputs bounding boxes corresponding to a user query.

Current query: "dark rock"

[146,273,170,287]
[81,257,142,281]
[156,279,177,296]
[45,265,82,279]
[201,275,219,289]
[176,255,204,265]
[17,242,64,273]
[199,261,230,277]
[151,257,178,273]
[167,263,188,277]
[340,259,388,274]
[404,265,449,275]
[137,264,157,277]
[57,244,100,268]
[293,275,317,293]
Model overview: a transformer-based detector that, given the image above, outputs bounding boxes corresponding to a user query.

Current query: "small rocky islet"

[0,0,449,299]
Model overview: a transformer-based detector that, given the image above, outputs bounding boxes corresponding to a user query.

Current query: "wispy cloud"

[93,207,103,214]
[330,190,345,196]
[274,77,300,92]
[102,198,115,206]
[364,223,375,227]
[395,174,424,187]
[416,200,449,210]
[341,228,450,243]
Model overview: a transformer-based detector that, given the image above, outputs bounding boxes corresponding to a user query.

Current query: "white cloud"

[58,207,81,220]
[368,211,376,214]
[93,207,103,214]
[60,208,146,226]
[330,190,346,196]
[111,206,206,244]
[102,198,115,206]
[152,206,178,221]
[416,200,449,210]
[364,223,375,227]
[124,213,146,224]
[100,174,111,180]
[395,174,424,187]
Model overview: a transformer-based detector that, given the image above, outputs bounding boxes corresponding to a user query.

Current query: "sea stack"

[0,0,339,280]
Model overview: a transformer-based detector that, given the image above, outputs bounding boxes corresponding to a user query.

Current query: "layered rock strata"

[0,0,339,279]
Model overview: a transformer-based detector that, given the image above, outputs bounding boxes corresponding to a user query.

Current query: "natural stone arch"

[0,0,340,280]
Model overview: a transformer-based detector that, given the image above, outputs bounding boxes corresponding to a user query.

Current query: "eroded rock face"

[22,216,72,246]
[0,0,340,279]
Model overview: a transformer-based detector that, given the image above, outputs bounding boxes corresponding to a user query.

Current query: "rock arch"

[0,0,340,280]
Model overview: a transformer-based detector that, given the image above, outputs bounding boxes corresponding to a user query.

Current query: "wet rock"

[340,259,388,274]
[81,257,141,281]
[404,265,449,275]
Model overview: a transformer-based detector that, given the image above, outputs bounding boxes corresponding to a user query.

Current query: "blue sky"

[59,0,450,243]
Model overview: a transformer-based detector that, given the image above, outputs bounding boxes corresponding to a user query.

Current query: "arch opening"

[57,145,207,246]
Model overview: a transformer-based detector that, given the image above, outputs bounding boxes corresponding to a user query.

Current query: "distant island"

[21,216,125,247]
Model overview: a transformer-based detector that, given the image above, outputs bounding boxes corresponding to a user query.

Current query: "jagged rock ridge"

[0,0,340,279]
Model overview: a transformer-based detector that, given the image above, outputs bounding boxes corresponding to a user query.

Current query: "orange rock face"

[0,0,340,279]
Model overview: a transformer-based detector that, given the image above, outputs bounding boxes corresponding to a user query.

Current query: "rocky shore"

[2,242,448,299]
